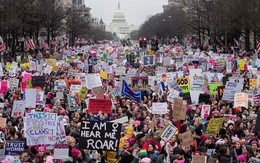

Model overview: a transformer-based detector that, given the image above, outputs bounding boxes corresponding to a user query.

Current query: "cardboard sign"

[234,93,248,108]
[179,130,194,148]
[175,77,190,93]
[5,140,25,155]
[24,112,58,145]
[152,102,168,115]
[192,155,206,163]
[0,118,6,128]
[160,125,177,142]
[12,100,25,117]
[131,76,149,91]
[88,99,112,114]
[92,86,105,95]
[205,118,224,136]
[173,97,186,120]
[79,121,122,151]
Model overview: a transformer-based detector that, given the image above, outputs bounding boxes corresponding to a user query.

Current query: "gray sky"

[85,0,168,27]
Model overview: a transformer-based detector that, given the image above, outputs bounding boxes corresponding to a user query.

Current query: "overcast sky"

[85,0,168,27]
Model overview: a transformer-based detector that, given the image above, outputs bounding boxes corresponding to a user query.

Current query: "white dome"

[112,10,126,23]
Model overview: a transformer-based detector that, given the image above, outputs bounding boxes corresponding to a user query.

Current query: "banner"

[175,77,190,93]
[173,97,186,120]
[24,112,58,145]
[12,100,25,117]
[88,99,112,114]
[79,121,122,151]
[234,93,248,109]
[131,77,148,91]
[160,125,177,142]
[121,80,141,102]
[152,103,168,115]
[5,140,25,155]
[31,76,45,87]
[205,118,224,136]
[179,130,194,148]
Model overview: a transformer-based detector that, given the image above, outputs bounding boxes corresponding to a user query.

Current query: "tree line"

[136,0,260,50]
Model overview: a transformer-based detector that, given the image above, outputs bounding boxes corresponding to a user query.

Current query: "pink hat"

[64,115,69,120]
[177,160,185,163]
[204,113,209,119]
[45,156,54,163]
[44,107,50,112]
[200,135,208,144]
[237,154,247,161]
[1,159,10,163]
[141,157,151,163]
[59,109,66,115]
[71,148,81,157]
[134,120,141,126]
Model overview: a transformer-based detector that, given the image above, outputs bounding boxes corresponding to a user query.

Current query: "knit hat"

[137,133,146,141]
[1,159,10,163]
[138,149,148,158]
[125,138,135,146]
[45,156,54,163]
[237,154,247,161]
[140,157,151,163]
[71,148,81,158]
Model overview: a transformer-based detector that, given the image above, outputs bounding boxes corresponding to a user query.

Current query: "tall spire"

[118,2,120,10]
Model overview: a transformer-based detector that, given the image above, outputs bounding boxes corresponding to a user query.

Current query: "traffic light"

[139,38,147,49]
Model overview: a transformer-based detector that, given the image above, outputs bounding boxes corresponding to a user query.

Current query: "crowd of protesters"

[0,40,259,163]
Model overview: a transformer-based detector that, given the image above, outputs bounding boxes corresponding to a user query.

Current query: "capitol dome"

[112,10,126,23]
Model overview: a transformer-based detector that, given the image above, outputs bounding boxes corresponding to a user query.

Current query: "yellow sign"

[239,60,246,71]
[99,71,108,80]
[205,118,224,136]
[249,79,257,89]
[79,87,88,100]
[175,77,190,93]
[20,63,30,68]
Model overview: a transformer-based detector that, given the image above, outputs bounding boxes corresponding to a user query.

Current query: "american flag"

[0,43,6,51]
[25,39,35,50]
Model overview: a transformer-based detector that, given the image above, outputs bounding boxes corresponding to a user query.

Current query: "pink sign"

[0,81,8,93]
[22,73,32,82]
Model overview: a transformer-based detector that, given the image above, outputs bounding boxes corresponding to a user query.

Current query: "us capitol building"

[106,2,138,39]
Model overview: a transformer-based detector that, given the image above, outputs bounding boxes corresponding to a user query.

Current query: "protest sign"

[92,86,105,95]
[179,130,194,148]
[25,89,36,108]
[201,105,211,119]
[181,92,192,105]
[78,87,88,100]
[70,84,82,93]
[192,155,207,163]
[24,112,58,145]
[152,102,168,115]
[54,148,69,159]
[167,90,180,103]
[67,94,81,111]
[54,80,67,90]
[56,116,67,145]
[217,86,225,99]
[175,77,190,93]
[68,69,77,77]
[115,67,126,76]
[5,140,25,155]
[0,118,6,128]
[209,83,222,94]
[131,77,148,91]
[156,67,167,74]
[0,65,3,76]
[8,66,16,77]
[222,81,241,101]
[31,76,45,87]
[79,121,122,151]
[160,125,177,142]
[173,97,186,120]
[0,81,7,93]
[9,78,19,88]
[100,71,108,79]
[110,116,128,124]
[88,99,112,114]
[192,76,204,90]
[143,55,154,66]
[249,79,258,90]
[86,73,102,89]
[255,113,260,133]
[205,118,224,136]
[12,100,25,117]
[36,91,44,105]
[234,93,248,109]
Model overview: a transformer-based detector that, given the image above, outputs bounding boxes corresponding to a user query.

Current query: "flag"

[0,43,6,51]
[122,80,141,102]
[25,39,35,50]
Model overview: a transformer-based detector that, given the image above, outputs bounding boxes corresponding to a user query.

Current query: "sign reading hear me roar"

[79,121,122,151]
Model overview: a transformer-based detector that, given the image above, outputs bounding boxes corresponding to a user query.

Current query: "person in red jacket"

[143,131,162,152]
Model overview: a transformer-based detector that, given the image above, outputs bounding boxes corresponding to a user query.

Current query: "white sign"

[160,125,177,142]
[234,93,248,109]
[25,89,37,108]
[70,85,82,93]
[152,102,168,115]
[86,74,102,89]
[12,100,25,117]
[167,90,180,103]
